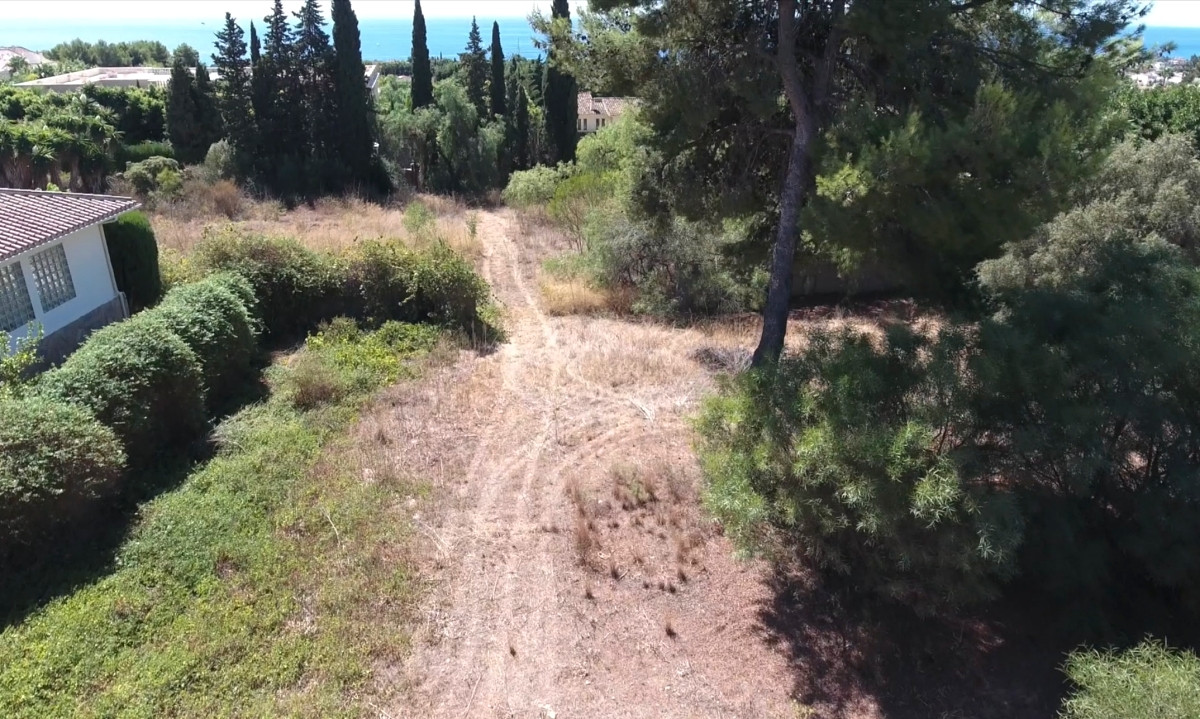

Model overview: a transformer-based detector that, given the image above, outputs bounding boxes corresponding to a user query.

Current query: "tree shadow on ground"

[756,573,1070,719]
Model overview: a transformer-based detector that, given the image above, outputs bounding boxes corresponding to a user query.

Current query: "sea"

[1,17,546,62]
[2,20,1198,63]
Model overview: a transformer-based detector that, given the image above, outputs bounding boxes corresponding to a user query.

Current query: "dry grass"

[539,275,624,316]
[149,183,482,263]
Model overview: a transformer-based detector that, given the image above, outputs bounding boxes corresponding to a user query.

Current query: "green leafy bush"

[201,139,237,181]
[123,156,183,198]
[0,396,125,542]
[305,317,438,385]
[1060,641,1200,719]
[0,327,41,399]
[103,211,163,312]
[191,228,347,340]
[38,315,206,469]
[116,140,174,167]
[148,273,259,401]
[502,164,573,207]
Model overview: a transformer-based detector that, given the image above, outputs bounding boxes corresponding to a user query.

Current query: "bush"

[148,273,259,402]
[38,315,206,469]
[502,164,573,208]
[696,325,1023,610]
[191,228,346,341]
[0,395,125,542]
[1,327,41,399]
[305,317,438,386]
[123,156,183,197]
[202,139,237,181]
[1060,640,1200,719]
[346,239,490,331]
[116,140,174,167]
[103,211,163,311]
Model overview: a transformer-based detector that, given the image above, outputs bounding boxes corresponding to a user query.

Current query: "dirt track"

[374,210,826,719]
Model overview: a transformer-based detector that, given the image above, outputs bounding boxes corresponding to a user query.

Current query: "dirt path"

[375,210,816,719]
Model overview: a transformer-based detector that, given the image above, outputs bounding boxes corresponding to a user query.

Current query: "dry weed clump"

[539,275,620,316]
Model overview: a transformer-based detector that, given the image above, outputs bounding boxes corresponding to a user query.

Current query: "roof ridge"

[0,188,136,202]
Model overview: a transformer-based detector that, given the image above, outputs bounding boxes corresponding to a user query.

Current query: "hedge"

[0,396,126,543]
[104,211,163,312]
[149,273,259,401]
[38,315,206,470]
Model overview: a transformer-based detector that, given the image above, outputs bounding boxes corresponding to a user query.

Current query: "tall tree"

[543,0,577,162]
[248,19,273,171]
[165,59,201,163]
[332,0,374,182]
[585,0,1142,365]
[515,84,530,171]
[249,21,261,66]
[172,43,200,66]
[411,0,433,109]
[212,13,254,161]
[192,62,223,155]
[294,0,336,187]
[461,17,489,118]
[490,21,507,118]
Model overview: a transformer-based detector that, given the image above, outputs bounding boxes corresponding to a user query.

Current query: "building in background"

[577,92,633,134]
[18,64,383,97]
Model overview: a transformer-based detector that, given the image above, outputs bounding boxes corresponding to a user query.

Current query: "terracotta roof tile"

[0,189,140,262]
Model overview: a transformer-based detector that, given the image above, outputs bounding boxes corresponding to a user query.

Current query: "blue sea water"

[1142,25,1200,58]
[3,18,1198,64]
[1,17,545,62]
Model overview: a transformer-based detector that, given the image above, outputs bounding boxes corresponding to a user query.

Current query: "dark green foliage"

[461,18,489,118]
[191,64,223,156]
[1060,640,1200,719]
[543,0,578,163]
[0,396,125,543]
[149,274,259,402]
[45,38,170,67]
[81,85,167,146]
[490,22,507,118]
[166,59,202,163]
[103,211,162,312]
[411,0,433,109]
[115,140,174,166]
[514,83,530,170]
[38,316,206,470]
[294,0,336,190]
[172,43,200,66]
[697,136,1200,618]
[191,230,345,341]
[331,0,376,185]
[212,13,255,167]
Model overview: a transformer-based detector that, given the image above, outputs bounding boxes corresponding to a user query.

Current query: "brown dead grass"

[538,274,625,316]
[149,184,482,263]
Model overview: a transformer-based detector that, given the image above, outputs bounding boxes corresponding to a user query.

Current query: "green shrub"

[116,140,174,167]
[696,325,1023,610]
[1,326,41,399]
[402,200,436,236]
[305,317,438,385]
[201,139,236,181]
[38,315,206,469]
[191,228,346,340]
[0,395,125,542]
[1060,641,1200,719]
[103,211,163,311]
[346,239,490,331]
[502,164,573,208]
[148,274,259,401]
[123,156,182,196]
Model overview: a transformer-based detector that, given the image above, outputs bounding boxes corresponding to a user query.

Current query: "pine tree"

[490,21,507,118]
[212,13,255,161]
[515,84,530,170]
[543,0,577,162]
[166,59,201,163]
[261,0,303,180]
[410,0,433,109]
[248,20,273,171]
[332,0,374,183]
[193,63,224,156]
[461,17,488,118]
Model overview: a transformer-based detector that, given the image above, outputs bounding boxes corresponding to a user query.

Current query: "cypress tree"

[192,63,224,156]
[294,0,336,188]
[249,21,261,65]
[262,0,303,181]
[461,17,488,118]
[410,0,433,109]
[515,84,530,171]
[212,13,255,161]
[490,21,506,118]
[165,59,201,163]
[248,20,273,171]
[543,0,577,162]
[331,0,374,183]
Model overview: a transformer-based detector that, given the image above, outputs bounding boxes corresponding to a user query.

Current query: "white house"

[0,189,140,361]
[18,64,384,98]
[577,92,633,134]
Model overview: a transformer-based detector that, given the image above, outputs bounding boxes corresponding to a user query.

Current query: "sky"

[0,0,1191,25]
[0,0,572,22]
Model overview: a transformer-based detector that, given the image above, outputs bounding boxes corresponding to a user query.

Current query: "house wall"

[5,224,124,358]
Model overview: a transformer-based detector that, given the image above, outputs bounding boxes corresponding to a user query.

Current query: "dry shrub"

[206,180,244,219]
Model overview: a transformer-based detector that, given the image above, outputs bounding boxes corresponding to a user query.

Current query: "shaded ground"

[369,209,1068,719]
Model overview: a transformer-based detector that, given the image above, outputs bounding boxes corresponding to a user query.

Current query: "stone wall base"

[37,295,127,366]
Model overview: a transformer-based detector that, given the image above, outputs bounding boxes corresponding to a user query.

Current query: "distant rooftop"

[18,64,382,93]
[577,92,633,118]
[0,189,139,263]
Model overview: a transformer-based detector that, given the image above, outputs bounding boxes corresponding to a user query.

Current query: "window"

[583,118,589,131]
[30,244,76,312]
[0,262,35,332]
